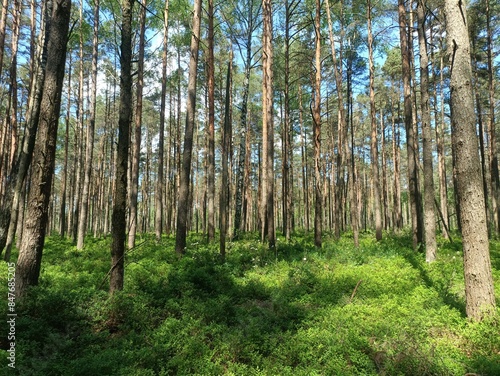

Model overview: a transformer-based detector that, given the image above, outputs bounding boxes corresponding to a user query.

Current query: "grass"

[0,231,499,375]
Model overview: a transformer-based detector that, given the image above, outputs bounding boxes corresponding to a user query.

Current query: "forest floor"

[0,231,499,375]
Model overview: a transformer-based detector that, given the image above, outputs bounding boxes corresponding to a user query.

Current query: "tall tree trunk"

[298,85,310,232]
[367,0,382,241]
[261,0,275,248]
[60,54,72,238]
[220,59,232,259]
[325,0,356,244]
[128,0,146,249]
[15,0,71,297]
[381,111,390,229]
[110,0,134,294]
[175,0,202,255]
[0,0,21,255]
[155,0,169,241]
[77,0,99,249]
[437,43,449,237]
[2,1,51,260]
[398,0,420,250]
[445,0,496,320]
[391,91,403,230]
[0,0,9,79]
[313,0,322,248]
[72,1,86,244]
[417,0,436,261]
[486,0,499,235]
[234,36,253,236]
[206,0,215,242]
[281,0,295,242]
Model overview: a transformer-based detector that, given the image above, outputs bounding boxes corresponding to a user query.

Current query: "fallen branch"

[349,279,363,303]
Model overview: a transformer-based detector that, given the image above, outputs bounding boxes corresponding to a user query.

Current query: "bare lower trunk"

[445,0,496,320]
[175,0,202,255]
[417,0,436,261]
[110,0,133,293]
[15,0,71,297]
[77,0,99,250]
[313,0,322,248]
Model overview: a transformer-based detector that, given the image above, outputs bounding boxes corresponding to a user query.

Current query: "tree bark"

[128,0,146,249]
[313,0,322,248]
[110,0,134,294]
[2,1,51,260]
[417,0,437,261]
[486,0,499,235]
[367,0,382,241]
[261,0,275,249]
[175,0,202,255]
[155,0,169,241]
[77,0,99,250]
[398,0,421,250]
[15,0,71,297]
[445,0,496,320]
[206,0,215,243]
[220,59,232,259]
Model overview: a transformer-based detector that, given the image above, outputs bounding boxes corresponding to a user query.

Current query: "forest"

[0,0,499,374]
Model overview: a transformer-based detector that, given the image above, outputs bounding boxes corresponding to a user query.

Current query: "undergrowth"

[0,231,499,375]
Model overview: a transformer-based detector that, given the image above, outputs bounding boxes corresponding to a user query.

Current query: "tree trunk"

[220,59,232,259]
[60,54,72,238]
[0,0,9,79]
[175,0,202,255]
[313,0,322,248]
[261,0,275,249]
[206,0,215,243]
[128,0,146,249]
[15,0,71,297]
[297,86,309,232]
[2,1,51,260]
[417,0,436,261]
[282,0,293,241]
[77,0,99,250]
[398,0,420,250]
[155,0,169,241]
[486,0,499,235]
[110,0,134,294]
[367,0,382,241]
[0,0,21,255]
[437,44,449,237]
[445,0,496,320]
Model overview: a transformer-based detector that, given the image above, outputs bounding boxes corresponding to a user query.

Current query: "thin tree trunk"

[2,1,51,260]
[175,0,202,255]
[437,42,449,237]
[0,0,9,79]
[0,0,21,255]
[128,0,146,249]
[15,0,71,296]
[60,55,72,238]
[77,0,99,249]
[486,0,499,235]
[206,0,215,243]
[399,0,420,250]
[298,85,309,232]
[368,0,382,241]
[313,0,322,248]
[261,0,275,248]
[417,0,436,261]
[155,0,169,241]
[445,0,496,320]
[110,0,134,294]
[220,59,232,259]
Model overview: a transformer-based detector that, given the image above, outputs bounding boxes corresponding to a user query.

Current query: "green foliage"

[0,232,498,375]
